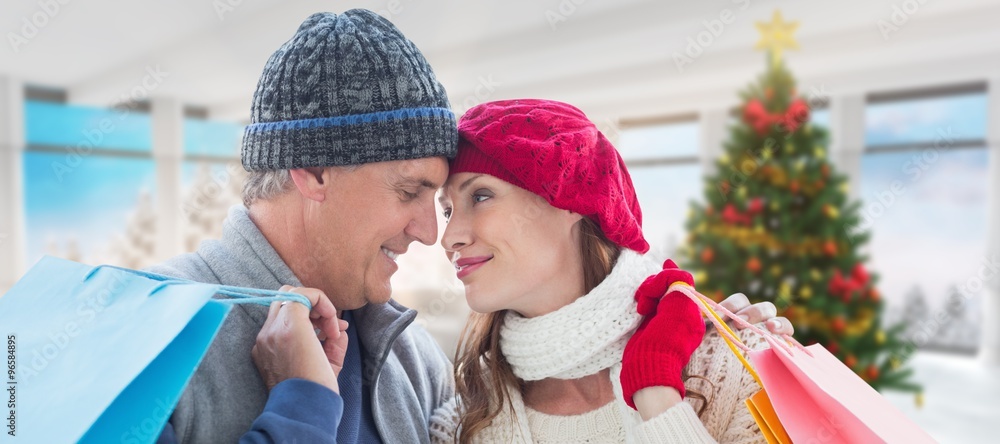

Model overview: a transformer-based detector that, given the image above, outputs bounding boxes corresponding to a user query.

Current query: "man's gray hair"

[241,165,361,207]
[242,169,293,208]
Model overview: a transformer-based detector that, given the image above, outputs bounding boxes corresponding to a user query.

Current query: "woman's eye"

[443,208,452,219]
[473,194,491,204]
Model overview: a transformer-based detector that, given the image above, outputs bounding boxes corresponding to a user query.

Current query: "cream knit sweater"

[429,325,769,443]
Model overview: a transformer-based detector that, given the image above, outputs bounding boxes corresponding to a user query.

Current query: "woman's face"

[439,173,586,317]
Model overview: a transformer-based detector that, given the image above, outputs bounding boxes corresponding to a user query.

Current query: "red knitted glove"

[621,259,706,410]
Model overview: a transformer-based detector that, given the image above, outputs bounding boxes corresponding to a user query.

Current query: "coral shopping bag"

[0,256,309,444]
[669,283,936,444]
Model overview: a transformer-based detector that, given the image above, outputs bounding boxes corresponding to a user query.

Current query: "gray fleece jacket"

[147,206,454,443]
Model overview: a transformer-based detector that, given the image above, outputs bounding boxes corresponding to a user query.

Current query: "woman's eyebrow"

[458,174,483,192]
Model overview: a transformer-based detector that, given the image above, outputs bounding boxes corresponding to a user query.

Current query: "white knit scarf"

[499,249,661,381]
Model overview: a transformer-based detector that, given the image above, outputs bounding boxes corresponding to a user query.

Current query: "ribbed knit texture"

[525,401,625,443]
[499,249,656,381]
[242,10,458,170]
[429,326,770,444]
[450,99,649,253]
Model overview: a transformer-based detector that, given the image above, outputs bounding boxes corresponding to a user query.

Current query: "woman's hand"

[621,260,706,414]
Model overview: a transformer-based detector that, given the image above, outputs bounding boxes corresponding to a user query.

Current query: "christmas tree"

[681,11,920,397]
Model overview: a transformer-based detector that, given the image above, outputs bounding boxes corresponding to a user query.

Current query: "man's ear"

[288,167,329,202]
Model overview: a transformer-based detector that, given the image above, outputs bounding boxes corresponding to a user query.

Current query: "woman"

[429,99,789,443]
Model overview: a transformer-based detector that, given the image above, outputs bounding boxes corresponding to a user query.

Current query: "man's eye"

[473,194,491,204]
[442,208,452,220]
[402,190,419,200]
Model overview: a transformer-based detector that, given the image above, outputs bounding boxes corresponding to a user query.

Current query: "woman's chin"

[464,287,503,314]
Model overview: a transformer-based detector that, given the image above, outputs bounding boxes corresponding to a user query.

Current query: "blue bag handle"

[84,264,312,309]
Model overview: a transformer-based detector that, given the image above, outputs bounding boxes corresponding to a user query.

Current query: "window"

[23,101,156,268]
[617,118,701,261]
[859,85,989,352]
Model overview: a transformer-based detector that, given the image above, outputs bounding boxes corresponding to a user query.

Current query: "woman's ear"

[563,210,585,225]
[288,167,330,202]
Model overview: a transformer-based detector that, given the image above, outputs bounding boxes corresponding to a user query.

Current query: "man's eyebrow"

[398,177,440,190]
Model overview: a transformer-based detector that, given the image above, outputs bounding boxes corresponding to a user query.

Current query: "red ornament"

[721,204,751,225]
[827,341,840,356]
[844,354,857,369]
[780,99,810,133]
[851,264,870,287]
[748,198,764,214]
[790,179,801,194]
[832,316,846,335]
[747,257,762,274]
[866,365,880,381]
[868,288,881,302]
[828,270,847,295]
[705,206,714,217]
[823,240,838,256]
[743,99,775,135]
[701,248,715,264]
[821,164,831,178]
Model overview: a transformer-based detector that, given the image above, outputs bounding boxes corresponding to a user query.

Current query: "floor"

[882,351,999,443]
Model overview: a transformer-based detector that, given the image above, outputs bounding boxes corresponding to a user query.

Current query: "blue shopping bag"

[0,256,309,444]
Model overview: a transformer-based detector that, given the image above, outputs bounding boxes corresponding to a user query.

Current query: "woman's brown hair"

[452,218,706,443]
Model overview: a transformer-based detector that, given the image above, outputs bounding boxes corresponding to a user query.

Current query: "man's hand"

[718,292,794,336]
[252,285,349,394]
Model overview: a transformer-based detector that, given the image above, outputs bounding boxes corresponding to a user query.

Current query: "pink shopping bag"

[669,283,937,444]
[750,338,935,443]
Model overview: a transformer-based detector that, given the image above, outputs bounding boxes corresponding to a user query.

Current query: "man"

[154,9,791,443]
[154,10,455,443]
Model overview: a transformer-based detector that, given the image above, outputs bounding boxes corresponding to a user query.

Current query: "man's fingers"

[266,300,282,322]
[718,293,750,321]
[280,286,336,320]
[313,313,341,343]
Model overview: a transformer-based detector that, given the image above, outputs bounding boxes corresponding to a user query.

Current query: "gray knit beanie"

[241,10,458,171]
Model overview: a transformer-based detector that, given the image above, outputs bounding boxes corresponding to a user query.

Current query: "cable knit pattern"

[684,323,770,444]
[429,328,769,443]
[428,249,770,443]
[499,249,658,381]
[450,99,650,253]
[526,401,625,443]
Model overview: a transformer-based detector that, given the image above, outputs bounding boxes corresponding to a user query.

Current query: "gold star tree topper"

[755,10,799,65]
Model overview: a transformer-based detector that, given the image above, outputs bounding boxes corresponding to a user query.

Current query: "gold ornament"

[771,265,783,277]
[840,182,849,194]
[811,268,822,281]
[762,147,773,161]
[770,200,780,211]
[754,224,765,235]
[815,146,826,158]
[693,271,708,285]
[800,286,813,299]
[755,10,800,66]
[915,392,924,409]
[824,204,840,219]
[738,186,748,199]
[875,330,886,345]
[890,357,901,370]
[719,153,731,165]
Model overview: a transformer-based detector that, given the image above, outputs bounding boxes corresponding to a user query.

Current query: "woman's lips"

[454,256,492,279]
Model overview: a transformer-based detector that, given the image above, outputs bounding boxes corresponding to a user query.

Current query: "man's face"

[301,157,448,310]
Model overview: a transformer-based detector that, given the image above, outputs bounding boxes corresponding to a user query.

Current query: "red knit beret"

[450,99,649,253]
